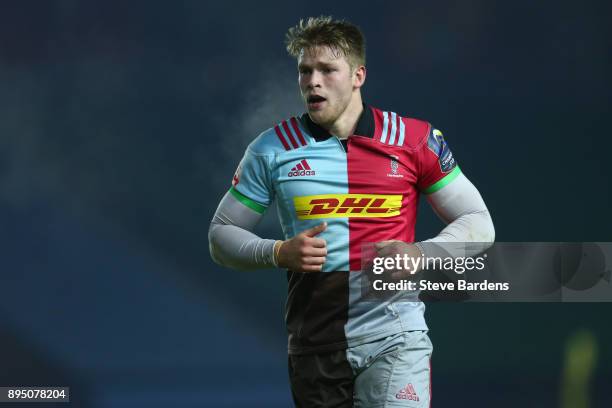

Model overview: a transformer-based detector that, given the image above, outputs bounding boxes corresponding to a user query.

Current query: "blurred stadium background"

[1,1,610,406]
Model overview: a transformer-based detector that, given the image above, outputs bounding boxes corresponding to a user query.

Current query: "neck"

[327,93,364,139]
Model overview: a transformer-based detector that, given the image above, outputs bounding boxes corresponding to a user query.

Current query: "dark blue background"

[1,1,610,406]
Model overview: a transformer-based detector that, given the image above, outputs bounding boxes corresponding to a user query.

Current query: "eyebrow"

[298,61,338,70]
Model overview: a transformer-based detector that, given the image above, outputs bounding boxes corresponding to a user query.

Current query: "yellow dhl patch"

[294,194,402,219]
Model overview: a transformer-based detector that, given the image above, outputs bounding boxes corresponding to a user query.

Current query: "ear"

[353,65,366,89]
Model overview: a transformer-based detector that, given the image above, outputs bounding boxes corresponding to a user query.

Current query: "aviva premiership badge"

[427,129,456,173]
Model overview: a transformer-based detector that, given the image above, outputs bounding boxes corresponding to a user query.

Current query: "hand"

[374,240,423,279]
[276,222,328,272]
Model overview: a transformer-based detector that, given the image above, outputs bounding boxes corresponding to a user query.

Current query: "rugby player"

[209,16,495,407]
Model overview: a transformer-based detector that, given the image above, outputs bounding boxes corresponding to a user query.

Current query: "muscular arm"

[208,191,277,270]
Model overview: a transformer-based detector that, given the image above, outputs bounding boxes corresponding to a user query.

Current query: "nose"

[305,70,322,89]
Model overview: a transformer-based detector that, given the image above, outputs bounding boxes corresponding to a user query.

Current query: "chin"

[309,110,333,126]
[308,111,325,123]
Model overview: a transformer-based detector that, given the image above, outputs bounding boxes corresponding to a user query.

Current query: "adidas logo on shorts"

[396,383,420,401]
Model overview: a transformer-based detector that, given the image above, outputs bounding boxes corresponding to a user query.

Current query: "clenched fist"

[375,240,424,279]
[275,222,328,272]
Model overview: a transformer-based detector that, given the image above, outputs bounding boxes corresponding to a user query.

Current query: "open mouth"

[307,95,326,110]
[307,95,326,103]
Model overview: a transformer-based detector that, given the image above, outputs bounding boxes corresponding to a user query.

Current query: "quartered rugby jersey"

[229,105,460,354]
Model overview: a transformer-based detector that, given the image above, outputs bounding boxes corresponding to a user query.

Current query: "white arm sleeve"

[421,172,495,257]
[208,191,277,270]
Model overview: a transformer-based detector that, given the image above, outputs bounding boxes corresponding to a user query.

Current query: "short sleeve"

[229,148,273,214]
[417,127,461,194]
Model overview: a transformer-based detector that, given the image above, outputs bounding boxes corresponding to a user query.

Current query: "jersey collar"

[300,104,376,142]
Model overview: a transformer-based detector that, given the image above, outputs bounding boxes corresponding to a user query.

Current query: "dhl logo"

[294,194,402,219]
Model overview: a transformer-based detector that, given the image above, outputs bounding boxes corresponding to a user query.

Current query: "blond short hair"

[285,16,366,69]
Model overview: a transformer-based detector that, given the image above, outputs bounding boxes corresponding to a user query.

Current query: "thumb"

[303,222,327,237]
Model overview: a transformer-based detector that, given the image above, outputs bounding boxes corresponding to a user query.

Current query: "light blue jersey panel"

[232,129,281,209]
[272,137,350,272]
[346,272,427,347]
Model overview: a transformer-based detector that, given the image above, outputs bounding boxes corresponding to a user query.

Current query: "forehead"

[297,45,350,67]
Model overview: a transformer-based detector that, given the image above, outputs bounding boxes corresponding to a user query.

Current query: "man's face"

[298,45,359,127]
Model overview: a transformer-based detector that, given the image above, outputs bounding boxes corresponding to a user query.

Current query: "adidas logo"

[288,159,316,177]
[395,383,420,401]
